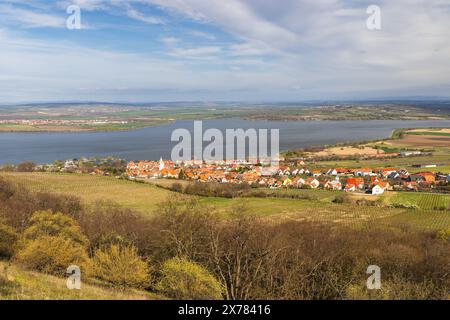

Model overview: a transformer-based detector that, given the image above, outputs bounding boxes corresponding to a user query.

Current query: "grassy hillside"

[0,261,160,300]
[0,172,172,213]
[1,172,449,231]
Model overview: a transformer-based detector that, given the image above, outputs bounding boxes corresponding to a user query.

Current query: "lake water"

[0,119,449,164]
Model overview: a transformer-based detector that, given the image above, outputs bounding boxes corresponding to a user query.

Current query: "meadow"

[0,261,160,300]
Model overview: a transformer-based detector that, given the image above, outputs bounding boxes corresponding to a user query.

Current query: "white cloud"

[160,36,180,46]
[0,4,66,28]
[57,0,106,12]
[125,7,165,24]
[189,30,216,40]
[148,0,299,48]
[229,41,276,57]
[168,45,222,58]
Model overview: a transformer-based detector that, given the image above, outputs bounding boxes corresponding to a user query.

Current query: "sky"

[1,0,450,103]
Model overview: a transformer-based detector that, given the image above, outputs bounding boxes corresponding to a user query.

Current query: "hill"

[0,261,161,300]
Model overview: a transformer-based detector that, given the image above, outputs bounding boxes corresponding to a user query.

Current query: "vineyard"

[391,192,450,210]
[2,173,449,232]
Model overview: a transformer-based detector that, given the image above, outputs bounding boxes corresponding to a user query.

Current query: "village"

[0,119,129,126]
[126,158,450,195]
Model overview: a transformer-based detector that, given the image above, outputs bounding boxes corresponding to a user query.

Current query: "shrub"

[0,222,18,258]
[155,257,223,300]
[0,178,83,230]
[333,194,351,204]
[436,229,450,241]
[171,183,184,193]
[24,210,88,247]
[0,177,16,200]
[16,161,36,172]
[92,244,150,289]
[15,235,91,277]
[78,205,151,252]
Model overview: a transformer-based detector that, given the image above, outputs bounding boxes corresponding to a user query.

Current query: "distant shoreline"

[1,118,450,134]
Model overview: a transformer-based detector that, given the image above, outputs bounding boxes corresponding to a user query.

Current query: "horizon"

[3,97,450,107]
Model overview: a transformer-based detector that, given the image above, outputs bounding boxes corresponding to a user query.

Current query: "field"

[389,134,450,147]
[1,103,449,132]
[408,128,450,135]
[0,261,160,300]
[0,120,169,133]
[312,128,450,173]
[389,192,450,210]
[309,146,382,157]
[383,128,450,147]
[2,172,449,231]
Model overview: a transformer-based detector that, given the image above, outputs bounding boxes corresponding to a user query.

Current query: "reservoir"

[0,119,449,164]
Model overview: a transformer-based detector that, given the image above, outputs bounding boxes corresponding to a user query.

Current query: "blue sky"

[1,0,450,103]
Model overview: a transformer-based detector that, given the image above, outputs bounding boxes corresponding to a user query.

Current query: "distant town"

[126,158,450,195]
[0,119,128,126]
[2,153,449,196]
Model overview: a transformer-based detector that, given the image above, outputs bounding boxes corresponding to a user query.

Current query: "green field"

[407,131,450,137]
[0,120,169,133]
[389,192,450,210]
[2,173,449,231]
[315,152,450,173]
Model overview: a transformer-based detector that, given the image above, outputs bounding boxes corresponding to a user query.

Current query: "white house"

[371,185,385,195]
[307,178,320,189]
[327,168,338,175]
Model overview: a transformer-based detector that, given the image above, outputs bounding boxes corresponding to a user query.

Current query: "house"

[401,151,422,157]
[370,176,381,184]
[335,168,349,175]
[270,180,283,189]
[416,172,436,183]
[388,171,400,179]
[326,168,347,175]
[293,177,306,188]
[277,166,291,176]
[374,181,390,190]
[379,168,397,178]
[324,179,342,190]
[167,169,181,178]
[64,160,78,170]
[281,176,293,187]
[354,168,372,176]
[346,177,364,189]
[312,170,322,177]
[370,184,385,195]
[344,184,356,192]
[326,168,338,176]
[305,178,320,189]
[404,181,418,191]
